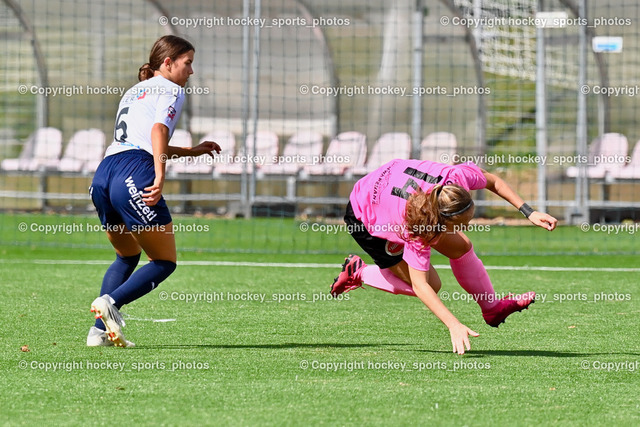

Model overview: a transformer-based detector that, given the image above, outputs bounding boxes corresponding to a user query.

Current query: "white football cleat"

[90,296,135,348]
[86,326,114,347]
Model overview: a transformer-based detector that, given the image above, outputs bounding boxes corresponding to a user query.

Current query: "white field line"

[2,259,639,272]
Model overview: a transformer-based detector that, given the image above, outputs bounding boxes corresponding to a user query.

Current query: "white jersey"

[105,75,185,157]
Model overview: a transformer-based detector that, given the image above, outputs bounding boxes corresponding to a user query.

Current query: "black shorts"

[344,201,404,269]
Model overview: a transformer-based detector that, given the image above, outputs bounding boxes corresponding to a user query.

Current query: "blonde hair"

[403,184,473,245]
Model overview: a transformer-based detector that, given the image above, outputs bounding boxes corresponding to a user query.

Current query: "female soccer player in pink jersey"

[331,159,557,354]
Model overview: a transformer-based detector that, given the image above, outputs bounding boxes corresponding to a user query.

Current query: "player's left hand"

[191,141,221,157]
[449,322,479,355]
[529,211,558,231]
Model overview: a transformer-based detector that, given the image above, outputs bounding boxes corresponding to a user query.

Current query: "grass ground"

[1,216,639,426]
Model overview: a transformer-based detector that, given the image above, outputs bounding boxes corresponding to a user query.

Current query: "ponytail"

[138,63,154,81]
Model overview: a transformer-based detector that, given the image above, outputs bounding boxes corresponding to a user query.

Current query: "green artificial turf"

[0,217,639,426]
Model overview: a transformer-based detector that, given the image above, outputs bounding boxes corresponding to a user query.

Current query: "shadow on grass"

[131,345,640,357]
[138,343,413,350]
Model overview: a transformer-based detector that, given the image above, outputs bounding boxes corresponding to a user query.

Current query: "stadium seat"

[420,132,457,164]
[611,140,640,179]
[350,132,412,175]
[202,130,237,155]
[1,127,63,172]
[301,131,367,177]
[166,129,213,175]
[214,131,279,177]
[56,128,106,173]
[198,130,236,174]
[260,131,324,175]
[566,133,628,179]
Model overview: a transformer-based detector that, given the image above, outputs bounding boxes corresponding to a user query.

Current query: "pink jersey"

[349,159,486,271]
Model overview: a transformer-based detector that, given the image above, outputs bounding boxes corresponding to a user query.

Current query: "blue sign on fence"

[592,36,623,53]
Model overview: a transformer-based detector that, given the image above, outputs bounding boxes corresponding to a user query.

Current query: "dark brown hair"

[404,184,474,246]
[138,35,195,81]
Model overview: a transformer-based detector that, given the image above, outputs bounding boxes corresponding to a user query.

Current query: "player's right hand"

[529,211,558,231]
[192,140,221,157]
[142,179,164,206]
[448,322,479,355]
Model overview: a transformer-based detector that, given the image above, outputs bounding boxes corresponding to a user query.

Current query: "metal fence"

[1,0,639,248]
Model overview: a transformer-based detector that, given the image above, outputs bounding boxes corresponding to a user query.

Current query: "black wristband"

[519,203,535,218]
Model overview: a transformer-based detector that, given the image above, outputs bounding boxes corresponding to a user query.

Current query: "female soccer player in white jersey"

[331,159,557,354]
[87,36,220,347]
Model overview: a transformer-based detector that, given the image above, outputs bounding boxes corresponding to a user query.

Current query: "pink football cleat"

[330,254,365,297]
[482,291,536,327]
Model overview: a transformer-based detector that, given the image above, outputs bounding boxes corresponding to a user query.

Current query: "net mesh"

[0,0,639,255]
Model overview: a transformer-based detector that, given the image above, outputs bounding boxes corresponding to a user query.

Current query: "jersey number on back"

[114,107,129,143]
[391,167,443,200]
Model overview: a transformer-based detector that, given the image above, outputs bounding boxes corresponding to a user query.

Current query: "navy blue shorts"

[90,150,172,231]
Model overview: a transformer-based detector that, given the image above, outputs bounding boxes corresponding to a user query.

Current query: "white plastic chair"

[1,127,63,171]
[214,131,279,176]
[612,140,640,179]
[261,131,324,175]
[302,131,367,176]
[420,132,457,164]
[566,133,628,179]
[350,132,411,175]
[166,129,215,175]
[55,129,106,173]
